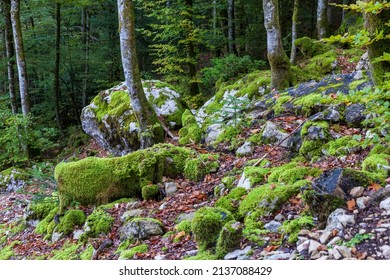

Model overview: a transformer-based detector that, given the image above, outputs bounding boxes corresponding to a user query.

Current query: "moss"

[99,198,136,210]
[119,244,148,260]
[191,207,234,251]
[242,211,266,245]
[34,206,59,235]
[242,166,271,186]
[305,50,339,81]
[215,221,243,258]
[239,181,305,218]
[324,136,361,156]
[294,93,333,116]
[55,143,192,212]
[81,209,113,240]
[299,121,330,160]
[221,176,236,189]
[294,37,333,58]
[185,250,218,260]
[369,144,389,156]
[92,90,131,122]
[0,241,21,260]
[175,220,192,234]
[57,209,86,235]
[273,95,293,115]
[80,244,94,260]
[141,184,160,200]
[276,167,322,184]
[50,241,80,260]
[179,110,202,145]
[362,154,390,177]
[184,154,219,181]
[280,216,314,244]
[349,79,367,90]
[301,121,330,137]
[215,187,247,218]
[116,239,132,254]
[9,219,27,236]
[27,202,58,221]
[215,126,242,149]
[299,140,324,159]
[266,163,297,183]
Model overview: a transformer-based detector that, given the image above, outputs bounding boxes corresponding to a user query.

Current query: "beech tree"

[290,0,299,65]
[317,0,329,39]
[263,0,293,90]
[117,0,164,149]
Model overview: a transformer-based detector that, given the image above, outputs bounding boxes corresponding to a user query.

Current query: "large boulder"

[119,218,164,241]
[81,81,185,156]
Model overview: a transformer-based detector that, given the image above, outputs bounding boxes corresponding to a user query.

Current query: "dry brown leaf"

[347,199,356,211]
[264,245,278,252]
[174,231,186,241]
[368,183,382,191]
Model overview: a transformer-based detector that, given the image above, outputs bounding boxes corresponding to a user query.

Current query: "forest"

[0,0,389,261]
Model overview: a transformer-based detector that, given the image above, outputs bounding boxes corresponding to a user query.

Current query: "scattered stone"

[379,197,390,212]
[126,201,142,210]
[356,196,369,209]
[165,182,178,197]
[297,240,310,253]
[176,212,195,223]
[224,246,252,260]
[381,245,390,260]
[204,124,223,144]
[264,221,282,233]
[345,104,365,127]
[329,248,342,260]
[119,218,164,241]
[71,230,83,240]
[319,231,332,244]
[338,215,355,227]
[336,245,352,259]
[121,209,144,222]
[159,203,168,210]
[154,254,166,260]
[185,250,198,257]
[237,172,251,190]
[52,232,63,243]
[261,121,290,148]
[308,240,322,256]
[350,187,364,198]
[359,229,366,234]
[327,237,342,247]
[236,142,254,157]
[274,214,285,222]
[264,252,291,260]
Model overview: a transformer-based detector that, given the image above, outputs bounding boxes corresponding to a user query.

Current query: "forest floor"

[1,111,389,260]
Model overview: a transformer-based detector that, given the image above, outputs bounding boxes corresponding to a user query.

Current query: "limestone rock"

[81,81,184,156]
[237,172,252,190]
[120,209,144,222]
[236,142,254,157]
[345,104,365,128]
[261,121,290,148]
[224,246,253,260]
[350,187,364,198]
[264,221,282,233]
[380,197,390,212]
[119,218,164,241]
[164,182,178,197]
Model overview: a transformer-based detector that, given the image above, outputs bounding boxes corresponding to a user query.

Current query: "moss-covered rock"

[119,218,163,241]
[141,184,160,201]
[184,153,219,181]
[0,241,21,260]
[175,220,192,234]
[191,207,234,251]
[26,202,58,221]
[362,154,390,177]
[0,168,28,191]
[57,209,86,235]
[55,144,191,211]
[280,216,314,244]
[81,81,185,156]
[50,241,80,260]
[119,244,148,260]
[294,37,333,58]
[80,244,94,260]
[81,209,113,240]
[324,136,361,156]
[34,206,59,237]
[215,187,247,218]
[179,110,202,145]
[215,221,243,258]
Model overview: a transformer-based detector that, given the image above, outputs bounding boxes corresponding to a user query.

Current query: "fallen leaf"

[269,184,276,190]
[330,93,338,99]
[174,231,186,241]
[368,183,382,191]
[264,245,278,252]
[347,199,356,211]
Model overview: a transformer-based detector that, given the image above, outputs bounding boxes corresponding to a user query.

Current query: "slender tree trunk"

[263,0,293,90]
[117,0,163,149]
[3,0,17,114]
[342,0,350,21]
[290,0,299,65]
[10,0,30,116]
[54,3,63,134]
[185,0,200,96]
[363,0,390,86]
[81,6,90,108]
[227,0,237,54]
[317,0,329,39]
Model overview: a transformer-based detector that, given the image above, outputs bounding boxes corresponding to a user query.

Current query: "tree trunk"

[10,0,30,116]
[117,0,164,149]
[317,0,329,39]
[227,0,237,54]
[3,0,18,114]
[185,0,200,96]
[81,6,90,108]
[263,0,293,90]
[342,0,350,21]
[290,0,299,65]
[363,0,390,86]
[54,3,63,134]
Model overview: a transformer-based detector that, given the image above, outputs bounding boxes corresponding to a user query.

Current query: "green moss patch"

[215,221,243,258]
[81,209,114,240]
[119,244,148,260]
[362,154,390,177]
[179,110,202,145]
[280,216,314,243]
[57,209,86,235]
[184,153,219,181]
[215,187,247,218]
[50,241,80,260]
[141,184,160,200]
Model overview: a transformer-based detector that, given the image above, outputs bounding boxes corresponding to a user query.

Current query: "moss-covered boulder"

[55,144,191,211]
[119,244,148,260]
[81,80,185,156]
[215,221,243,258]
[119,218,163,241]
[191,207,234,251]
[0,168,27,192]
[184,153,219,181]
[81,209,114,240]
[362,154,390,178]
[57,210,86,235]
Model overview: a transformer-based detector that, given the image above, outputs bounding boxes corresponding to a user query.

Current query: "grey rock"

[176,212,195,223]
[224,246,252,260]
[73,230,84,240]
[338,215,355,227]
[264,221,282,233]
[327,236,342,247]
[119,218,164,241]
[165,182,178,197]
[350,187,364,198]
[274,214,285,222]
[265,253,291,260]
[236,142,254,157]
[297,240,310,253]
[261,121,290,148]
[306,125,327,141]
[237,172,252,190]
[51,232,63,243]
[319,231,332,245]
[356,196,370,209]
[0,169,26,193]
[154,254,166,260]
[345,103,365,127]
[159,203,168,210]
[121,209,143,222]
[369,187,390,206]
[126,201,141,210]
[308,240,322,256]
[380,197,390,212]
[355,52,370,71]
[185,250,198,257]
[329,248,342,260]
[325,208,348,231]
[204,124,223,144]
[381,245,390,259]
[335,245,352,259]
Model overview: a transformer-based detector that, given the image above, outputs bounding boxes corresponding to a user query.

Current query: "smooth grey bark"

[290,0,299,65]
[317,0,329,39]
[263,0,293,90]
[3,0,17,114]
[10,0,30,116]
[227,0,237,54]
[117,0,163,149]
